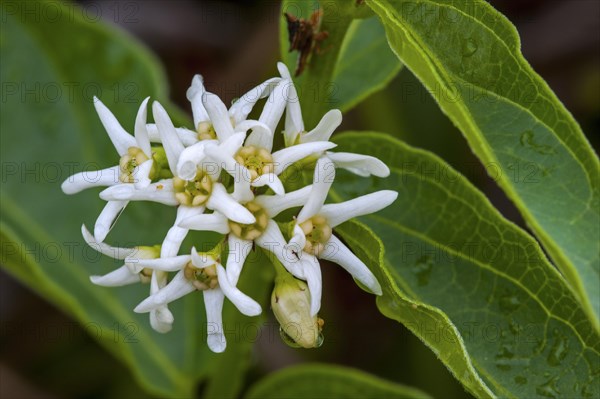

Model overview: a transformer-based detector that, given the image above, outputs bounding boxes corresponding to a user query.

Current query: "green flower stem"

[271,256,290,278]
[208,238,227,259]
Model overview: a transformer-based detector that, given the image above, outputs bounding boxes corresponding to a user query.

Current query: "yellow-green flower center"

[228,201,269,240]
[119,146,150,183]
[139,267,153,284]
[234,145,274,181]
[173,169,213,206]
[299,215,332,256]
[184,262,218,290]
[197,121,217,141]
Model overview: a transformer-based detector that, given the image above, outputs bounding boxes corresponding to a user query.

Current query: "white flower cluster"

[62,63,397,352]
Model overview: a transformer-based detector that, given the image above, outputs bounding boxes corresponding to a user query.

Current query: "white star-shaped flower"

[183,73,337,197]
[277,63,390,178]
[145,73,284,146]
[286,157,397,315]
[131,247,261,353]
[179,184,314,288]
[61,62,400,352]
[61,97,157,242]
[99,101,256,259]
[81,225,174,333]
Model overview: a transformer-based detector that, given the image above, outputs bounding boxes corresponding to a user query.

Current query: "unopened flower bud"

[271,274,323,348]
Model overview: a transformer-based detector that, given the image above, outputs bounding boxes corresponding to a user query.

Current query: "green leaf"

[279,1,402,124]
[366,0,600,325]
[333,16,403,112]
[245,363,432,399]
[332,132,600,399]
[0,1,211,396]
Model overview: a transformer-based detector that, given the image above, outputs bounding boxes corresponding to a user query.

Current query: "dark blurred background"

[1,0,598,398]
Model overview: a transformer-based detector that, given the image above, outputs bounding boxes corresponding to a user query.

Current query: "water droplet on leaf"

[547,330,569,366]
[536,376,560,398]
[519,130,556,155]
[462,38,478,57]
[509,319,521,335]
[494,344,515,371]
[411,255,433,286]
[499,293,521,313]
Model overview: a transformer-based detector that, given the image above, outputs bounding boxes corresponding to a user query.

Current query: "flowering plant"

[62,63,397,352]
[2,0,598,398]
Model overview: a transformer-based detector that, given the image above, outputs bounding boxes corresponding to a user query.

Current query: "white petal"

[300,109,342,143]
[217,265,262,316]
[178,212,230,234]
[320,236,382,295]
[277,63,304,145]
[147,124,198,146]
[94,200,128,242]
[272,141,337,175]
[133,159,153,189]
[254,185,312,218]
[204,134,248,181]
[204,289,226,353]
[237,120,273,152]
[186,74,209,126]
[93,96,136,155]
[155,306,174,325]
[251,173,284,196]
[277,62,293,80]
[321,190,398,227]
[232,179,254,203]
[300,253,322,316]
[202,92,234,141]
[130,255,191,272]
[297,157,335,223]
[152,101,185,174]
[90,265,140,287]
[207,184,255,224]
[326,152,390,177]
[191,247,217,268]
[100,181,177,206]
[255,221,304,278]
[218,131,246,156]
[286,224,306,257]
[135,270,195,312]
[151,270,168,292]
[226,236,252,285]
[150,308,173,333]
[149,271,173,333]
[61,165,120,195]
[161,206,205,258]
[176,141,207,180]
[134,97,152,155]
[81,224,135,259]
[258,79,287,135]
[229,77,281,125]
